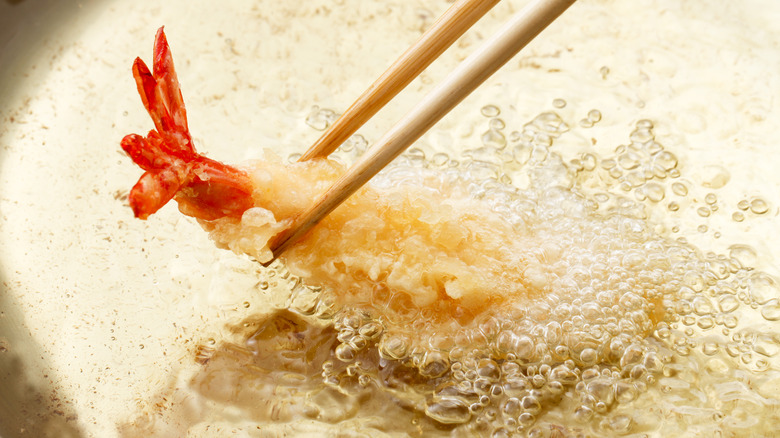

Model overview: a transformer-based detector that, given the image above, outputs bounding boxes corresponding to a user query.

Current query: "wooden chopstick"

[268,0,577,261]
[298,0,500,162]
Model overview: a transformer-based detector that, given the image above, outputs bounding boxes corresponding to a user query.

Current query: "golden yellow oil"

[1,1,779,437]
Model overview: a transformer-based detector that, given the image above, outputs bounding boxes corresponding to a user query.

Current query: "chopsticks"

[299,0,501,161]
[268,0,576,261]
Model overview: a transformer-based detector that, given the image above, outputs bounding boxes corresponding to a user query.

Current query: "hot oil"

[3,0,779,435]
[129,105,780,437]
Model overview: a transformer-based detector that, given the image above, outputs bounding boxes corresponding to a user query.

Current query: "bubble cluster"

[200,105,780,437]
[304,105,338,131]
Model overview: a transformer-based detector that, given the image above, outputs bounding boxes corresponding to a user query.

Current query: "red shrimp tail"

[121,133,192,219]
[121,27,254,221]
[132,28,193,150]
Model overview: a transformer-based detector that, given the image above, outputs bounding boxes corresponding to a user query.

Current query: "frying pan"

[1,0,779,437]
[2,3,95,436]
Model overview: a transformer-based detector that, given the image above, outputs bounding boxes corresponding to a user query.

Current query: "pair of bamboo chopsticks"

[267,0,576,261]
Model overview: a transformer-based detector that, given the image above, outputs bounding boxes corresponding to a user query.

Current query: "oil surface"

[1,0,779,437]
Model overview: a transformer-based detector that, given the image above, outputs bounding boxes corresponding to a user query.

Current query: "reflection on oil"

[194,310,338,423]
[0,303,82,438]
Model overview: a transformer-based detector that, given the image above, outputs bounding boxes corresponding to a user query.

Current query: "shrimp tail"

[121,27,254,221]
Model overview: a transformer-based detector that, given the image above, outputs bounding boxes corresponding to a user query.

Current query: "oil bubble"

[761,300,780,321]
[653,151,678,171]
[748,273,780,305]
[587,109,602,123]
[426,398,472,424]
[481,105,501,118]
[644,182,665,202]
[729,244,757,267]
[750,198,769,214]
[671,182,688,196]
